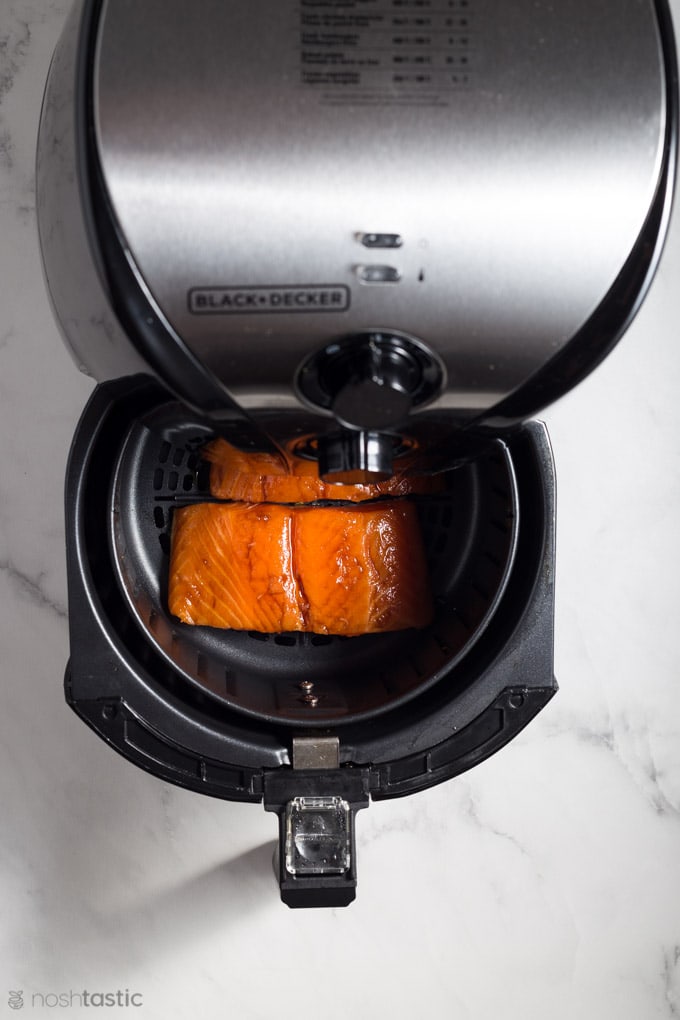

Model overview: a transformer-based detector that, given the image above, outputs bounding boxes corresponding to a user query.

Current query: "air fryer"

[37,0,677,906]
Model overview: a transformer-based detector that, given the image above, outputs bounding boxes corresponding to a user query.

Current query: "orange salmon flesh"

[204,437,443,504]
[168,500,433,637]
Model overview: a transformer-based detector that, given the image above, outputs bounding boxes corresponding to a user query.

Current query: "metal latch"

[292,735,339,770]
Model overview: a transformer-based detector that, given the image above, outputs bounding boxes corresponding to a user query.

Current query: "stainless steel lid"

[92,0,670,414]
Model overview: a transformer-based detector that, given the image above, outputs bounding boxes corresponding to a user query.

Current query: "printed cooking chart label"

[297,0,474,106]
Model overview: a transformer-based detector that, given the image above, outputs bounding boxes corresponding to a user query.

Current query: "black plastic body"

[63,377,557,903]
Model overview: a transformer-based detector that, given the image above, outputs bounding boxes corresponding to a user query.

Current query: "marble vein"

[15,201,35,225]
[462,784,532,860]
[0,16,32,104]
[636,729,680,820]
[0,127,13,170]
[546,713,680,820]
[663,945,680,1018]
[0,557,67,620]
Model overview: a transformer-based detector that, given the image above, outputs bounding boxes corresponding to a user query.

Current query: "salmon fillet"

[168,501,433,636]
[204,437,442,504]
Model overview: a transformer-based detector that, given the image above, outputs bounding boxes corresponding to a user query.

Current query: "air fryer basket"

[66,377,556,768]
[109,404,519,726]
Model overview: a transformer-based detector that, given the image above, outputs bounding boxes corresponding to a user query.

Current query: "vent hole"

[168,471,179,491]
[153,469,164,491]
[173,448,184,467]
[159,441,171,464]
[435,636,451,654]
[274,634,297,647]
[433,532,447,556]
[310,634,333,646]
[196,461,211,491]
[183,474,194,492]
[159,533,171,555]
[380,672,401,695]
[154,506,165,529]
[408,656,424,678]
[454,607,473,633]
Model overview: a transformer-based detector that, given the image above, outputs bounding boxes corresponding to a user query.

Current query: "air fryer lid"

[90,0,671,417]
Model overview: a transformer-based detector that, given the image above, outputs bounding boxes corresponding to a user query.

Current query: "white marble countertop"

[1,3,679,1018]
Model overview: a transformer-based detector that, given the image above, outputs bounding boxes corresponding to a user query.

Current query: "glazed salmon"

[168,501,433,636]
[203,437,443,504]
[294,501,433,635]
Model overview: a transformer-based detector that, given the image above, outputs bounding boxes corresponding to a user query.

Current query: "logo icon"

[8,990,24,1010]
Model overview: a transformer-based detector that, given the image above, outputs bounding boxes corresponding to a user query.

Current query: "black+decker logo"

[188,284,350,315]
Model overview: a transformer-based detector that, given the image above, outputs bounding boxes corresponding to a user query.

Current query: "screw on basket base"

[298,680,318,706]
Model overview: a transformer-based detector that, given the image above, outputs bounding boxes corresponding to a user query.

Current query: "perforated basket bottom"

[110,404,519,725]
